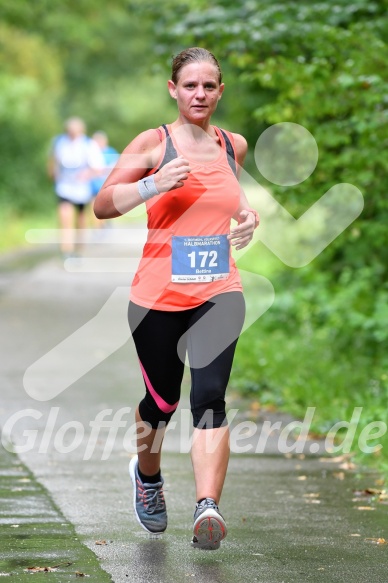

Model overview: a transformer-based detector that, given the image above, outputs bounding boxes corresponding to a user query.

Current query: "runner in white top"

[48,117,104,257]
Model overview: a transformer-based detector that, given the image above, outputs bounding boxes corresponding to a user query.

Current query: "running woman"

[94,47,259,550]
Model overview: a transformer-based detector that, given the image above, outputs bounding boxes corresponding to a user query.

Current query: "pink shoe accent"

[139,360,179,414]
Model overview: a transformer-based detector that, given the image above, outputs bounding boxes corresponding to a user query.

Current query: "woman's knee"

[192,405,227,429]
[139,395,179,429]
[191,384,227,429]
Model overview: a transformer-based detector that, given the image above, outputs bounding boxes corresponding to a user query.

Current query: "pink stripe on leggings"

[139,360,179,414]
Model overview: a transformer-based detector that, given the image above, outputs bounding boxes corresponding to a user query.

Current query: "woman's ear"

[167,80,177,100]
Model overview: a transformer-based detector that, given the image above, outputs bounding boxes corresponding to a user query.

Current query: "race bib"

[171,234,230,283]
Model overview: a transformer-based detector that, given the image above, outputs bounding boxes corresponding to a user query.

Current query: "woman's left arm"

[228,133,260,251]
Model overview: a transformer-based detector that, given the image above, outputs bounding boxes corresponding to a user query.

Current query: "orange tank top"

[130,124,243,311]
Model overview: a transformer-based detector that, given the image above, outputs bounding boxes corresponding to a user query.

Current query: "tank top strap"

[155,124,178,172]
[214,127,237,177]
[154,124,237,176]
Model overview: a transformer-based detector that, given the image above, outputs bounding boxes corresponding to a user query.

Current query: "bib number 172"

[171,234,230,283]
[187,250,218,269]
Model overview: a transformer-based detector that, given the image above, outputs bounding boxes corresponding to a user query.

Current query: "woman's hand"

[228,210,258,250]
[154,155,191,193]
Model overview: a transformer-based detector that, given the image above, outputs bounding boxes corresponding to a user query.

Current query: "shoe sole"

[129,455,165,536]
[192,508,227,550]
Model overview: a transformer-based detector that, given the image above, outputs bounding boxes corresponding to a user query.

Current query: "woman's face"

[168,61,224,123]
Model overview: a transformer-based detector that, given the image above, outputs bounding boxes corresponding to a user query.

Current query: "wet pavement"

[0,230,387,582]
[0,446,112,580]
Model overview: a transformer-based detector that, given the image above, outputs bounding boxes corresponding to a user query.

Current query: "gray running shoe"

[129,455,167,535]
[191,497,227,550]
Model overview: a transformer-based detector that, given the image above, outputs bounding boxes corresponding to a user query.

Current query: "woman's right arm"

[93,129,190,219]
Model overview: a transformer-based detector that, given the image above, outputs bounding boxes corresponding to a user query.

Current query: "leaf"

[333,472,345,480]
[353,488,383,500]
[26,566,58,573]
[365,538,388,545]
[249,401,261,412]
[339,461,356,470]
[363,488,383,495]
[25,562,72,573]
[319,453,353,463]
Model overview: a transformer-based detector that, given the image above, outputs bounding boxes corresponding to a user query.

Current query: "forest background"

[0,0,387,471]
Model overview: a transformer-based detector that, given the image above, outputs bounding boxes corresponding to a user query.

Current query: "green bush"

[0,23,62,214]
[233,248,388,470]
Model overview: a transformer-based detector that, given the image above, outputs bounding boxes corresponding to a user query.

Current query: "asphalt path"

[1,230,387,582]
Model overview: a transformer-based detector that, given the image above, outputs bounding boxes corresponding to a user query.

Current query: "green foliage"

[233,246,388,466]
[0,23,63,212]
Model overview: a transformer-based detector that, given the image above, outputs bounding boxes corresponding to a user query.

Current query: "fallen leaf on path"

[95,540,107,545]
[319,453,354,463]
[339,461,356,470]
[332,472,345,480]
[25,562,72,573]
[365,538,388,545]
[26,566,58,573]
[354,488,383,497]
[307,431,325,440]
[263,403,278,413]
[352,488,386,506]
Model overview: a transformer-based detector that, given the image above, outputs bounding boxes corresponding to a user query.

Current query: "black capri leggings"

[128,291,245,429]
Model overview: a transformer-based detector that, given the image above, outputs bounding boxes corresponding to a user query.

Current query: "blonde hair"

[171,47,222,84]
